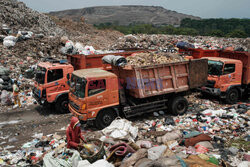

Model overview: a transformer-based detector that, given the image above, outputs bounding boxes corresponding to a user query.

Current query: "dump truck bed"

[114,59,208,98]
[179,48,219,58]
[67,50,153,71]
[219,51,250,85]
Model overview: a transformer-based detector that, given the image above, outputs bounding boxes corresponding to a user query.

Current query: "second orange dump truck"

[68,59,208,129]
[201,51,250,103]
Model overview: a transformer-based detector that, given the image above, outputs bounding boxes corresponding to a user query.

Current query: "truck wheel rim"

[177,102,185,112]
[230,92,237,101]
[103,115,111,124]
[62,101,68,110]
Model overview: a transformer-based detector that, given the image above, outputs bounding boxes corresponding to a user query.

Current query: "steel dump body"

[114,59,208,98]
[219,51,250,85]
[179,48,219,59]
[67,50,151,71]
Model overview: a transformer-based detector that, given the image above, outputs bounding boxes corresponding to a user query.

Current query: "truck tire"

[95,108,117,130]
[55,96,69,113]
[168,96,188,115]
[225,88,239,104]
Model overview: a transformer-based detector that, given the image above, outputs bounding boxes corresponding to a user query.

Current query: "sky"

[19,0,250,19]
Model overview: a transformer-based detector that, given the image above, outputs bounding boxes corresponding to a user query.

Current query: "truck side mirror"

[67,73,70,80]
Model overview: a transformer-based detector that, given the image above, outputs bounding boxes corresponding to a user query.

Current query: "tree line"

[94,18,250,38]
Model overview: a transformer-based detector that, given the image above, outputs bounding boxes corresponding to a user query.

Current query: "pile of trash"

[0,0,65,36]
[127,52,184,66]
[0,66,12,92]
[111,34,250,52]
[0,65,35,108]
[0,100,249,166]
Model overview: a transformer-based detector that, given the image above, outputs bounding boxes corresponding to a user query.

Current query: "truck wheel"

[55,96,69,113]
[95,109,117,130]
[168,96,188,115]
[225,88,239,104]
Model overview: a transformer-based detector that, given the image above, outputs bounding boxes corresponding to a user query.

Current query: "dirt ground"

[0,105,72,152]
[0,93,249,153]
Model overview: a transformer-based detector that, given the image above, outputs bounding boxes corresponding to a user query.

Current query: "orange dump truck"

[68,59,208,129]
[33,50,151,113]
[201,51,250,103]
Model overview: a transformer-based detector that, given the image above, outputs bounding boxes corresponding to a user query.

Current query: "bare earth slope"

[49,5,201,26]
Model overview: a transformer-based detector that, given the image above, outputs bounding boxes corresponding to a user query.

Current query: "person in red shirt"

[66,116,86,149]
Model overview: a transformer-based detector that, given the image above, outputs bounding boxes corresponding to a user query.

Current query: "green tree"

[227,29,247,38]
[209,30,224,37]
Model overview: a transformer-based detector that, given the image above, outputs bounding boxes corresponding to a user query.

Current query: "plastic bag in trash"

[4,36,17,41]
[3,40,16,47]
[75,42,85,54]
[84,46,95,54]
[102,55,127,67]
[102,119,138,141]
[1,90,12,105]
[17,31,33,40]
[148,145,167,160]
[3,35,17,47]
[0,66,10,76]
[176,41,195,50]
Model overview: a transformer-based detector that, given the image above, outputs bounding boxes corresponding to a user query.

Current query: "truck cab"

[68,68,119,127]
[201,57,243,103]
[33,61,74,112]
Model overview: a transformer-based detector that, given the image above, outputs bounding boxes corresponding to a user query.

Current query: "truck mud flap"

[189,59,208,89]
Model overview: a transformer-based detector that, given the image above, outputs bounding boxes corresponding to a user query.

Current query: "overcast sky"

[19,0,250,18]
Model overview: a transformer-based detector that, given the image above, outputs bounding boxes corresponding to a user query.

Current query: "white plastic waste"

[3,35,17,47]
[75,42,85,54]
[148,145,167,160]
[238,161,250,167]
[78,159,114,167]
[202,109,227,116]
[84,46,95,54]
[102,118,138,141]
[1,90,12,105]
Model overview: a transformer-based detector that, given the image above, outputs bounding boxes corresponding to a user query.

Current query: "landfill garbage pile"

[0,35,63,108]
[0,0,65,36]
[127,52,184,66]
[0,99,249,166]
[111,34,250,52]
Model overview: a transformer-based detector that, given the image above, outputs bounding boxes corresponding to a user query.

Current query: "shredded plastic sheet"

[77,159,114,167]
[102,118,138,141]
[43,149,81,167]
[102,55,127,66]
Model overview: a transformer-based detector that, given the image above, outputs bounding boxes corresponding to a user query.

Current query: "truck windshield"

[70,74,86,98]
[35,66,46,84]
[208,60,223,76]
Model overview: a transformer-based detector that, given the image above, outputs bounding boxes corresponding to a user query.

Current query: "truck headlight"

[81,104,86,110]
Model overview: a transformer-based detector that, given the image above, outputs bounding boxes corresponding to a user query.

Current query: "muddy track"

[0,105,72,151]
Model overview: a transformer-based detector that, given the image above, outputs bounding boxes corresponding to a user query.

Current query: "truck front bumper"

[200,87,221,96]
[32,89,46,105]
[69,102,88,121]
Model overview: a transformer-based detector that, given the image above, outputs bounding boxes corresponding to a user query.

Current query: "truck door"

[85,79,108,118]
[220,63,241,92]
[46,68,65,102]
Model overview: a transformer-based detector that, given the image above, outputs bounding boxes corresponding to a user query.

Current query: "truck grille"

[206,80,215,88]
[69,100,80,111]
[33,87,40,98]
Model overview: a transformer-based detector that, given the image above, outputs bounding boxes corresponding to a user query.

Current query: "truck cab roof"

[204,57,242,64]
[38,62,72,69]
[72,68,117,80]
